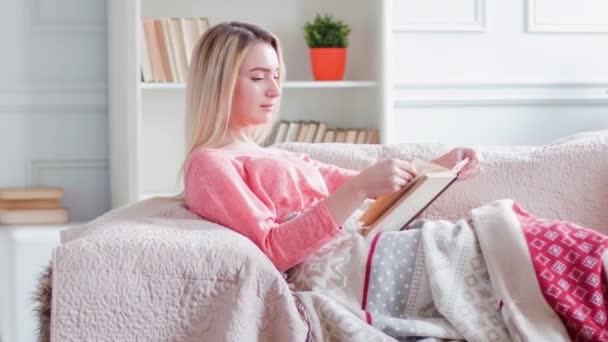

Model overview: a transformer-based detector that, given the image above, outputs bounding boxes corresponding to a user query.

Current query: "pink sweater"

[185,148,359,272]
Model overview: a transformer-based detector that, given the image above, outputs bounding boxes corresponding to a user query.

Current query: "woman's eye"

[251,77,264,81]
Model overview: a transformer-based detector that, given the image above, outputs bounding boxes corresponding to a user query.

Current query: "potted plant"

[304,14,352,81]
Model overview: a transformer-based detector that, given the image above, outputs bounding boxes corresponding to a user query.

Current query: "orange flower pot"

[309,48,347,81]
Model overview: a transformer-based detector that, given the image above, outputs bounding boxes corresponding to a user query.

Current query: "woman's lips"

[260,104,274,111]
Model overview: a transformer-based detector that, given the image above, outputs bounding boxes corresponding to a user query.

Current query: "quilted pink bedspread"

[51,198,308,341]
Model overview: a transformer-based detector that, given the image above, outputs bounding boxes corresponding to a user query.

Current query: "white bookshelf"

[107,0,389,208]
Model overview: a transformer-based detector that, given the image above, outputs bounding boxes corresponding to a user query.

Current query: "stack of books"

[263,120,380,146]
[0,187,69,225]
[140,17,209,83]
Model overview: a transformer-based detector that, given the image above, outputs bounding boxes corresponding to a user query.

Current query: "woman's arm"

[324,178,367,226]
[287,152,360,193]
[187,154,345,272]
[186,154,416,271]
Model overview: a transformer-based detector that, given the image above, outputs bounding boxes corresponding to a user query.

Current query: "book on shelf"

[272,121,289,145]
[284,121,300,142]
[262,119,380,145]
[179,18,200,65]
[0,208,69,225]
[196,17,210,35]
[140,17,209,83]
[295,121,310,142]
[355,129,368,144]
[313,122,327,143]
[139,19,154,82]
[167,18,187,82]
[154,19,175,82]
[359,159,469,236]
[345,129,358,144]
[366,128,380,144]
[0,199,62,210]
[154,19,173,82]
[334,129,346,143]
[0,187,64,201]
[142,18,166,82]
[304,121,319,143]
[0,187,69,225]
[323,129,336,143]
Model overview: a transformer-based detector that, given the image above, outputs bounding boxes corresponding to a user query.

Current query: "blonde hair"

[175,22,284,200]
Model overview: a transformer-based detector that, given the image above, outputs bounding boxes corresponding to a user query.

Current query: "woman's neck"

[215,134,262,151]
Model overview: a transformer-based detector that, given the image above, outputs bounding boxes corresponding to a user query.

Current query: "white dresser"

[0,223,81,342]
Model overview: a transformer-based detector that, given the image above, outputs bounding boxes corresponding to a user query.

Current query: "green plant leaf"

[303,13,352,48]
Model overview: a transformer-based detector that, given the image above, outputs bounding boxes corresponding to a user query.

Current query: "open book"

[359,158,469,236]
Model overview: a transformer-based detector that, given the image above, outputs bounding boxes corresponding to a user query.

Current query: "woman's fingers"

[397,161,417,177]
[459,160,482,179]
[399,167,415,180]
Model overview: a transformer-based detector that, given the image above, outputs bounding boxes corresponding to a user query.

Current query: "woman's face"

[230,41,281,130]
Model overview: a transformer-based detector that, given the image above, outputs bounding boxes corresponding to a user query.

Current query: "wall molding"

[527,0,608,33]
[30,158,109,185]
[0,84,107,113]
[393,82,608,106]
[28,0,105,33]
[393,0,485,33]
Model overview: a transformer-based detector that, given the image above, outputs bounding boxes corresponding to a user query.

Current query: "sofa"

[36,130,608,341]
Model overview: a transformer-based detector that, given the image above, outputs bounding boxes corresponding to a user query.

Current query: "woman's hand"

[352,159,417,198]
[431,147,481,179]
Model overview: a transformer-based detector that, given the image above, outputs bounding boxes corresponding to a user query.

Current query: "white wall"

[0,0,109,221]
[386,0,608,145]
[2,0,607,212]
[0,2,107,341]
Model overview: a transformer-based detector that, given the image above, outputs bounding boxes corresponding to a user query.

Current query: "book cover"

[0,187,64,201]
[154,19,174,82]
[355,129,368,144]
[273,121,289,144]
[139,19,154,82]
[335,129,346,143]
[313,122,327,143]
[263,121,280,146]
[178,18,199,66]
[323,129,336,143]
[366,128,380,144]
[0,199,61,210]
[304,121,319,143]
[360,159,469,236]
[142,18,166,82]
[284,121,300,142]
[160,18,179,82]
[0,208,69,225]
[345,129,358,144]
[196,18,210,37]
[169,18,189,82]
[296,121,310,142]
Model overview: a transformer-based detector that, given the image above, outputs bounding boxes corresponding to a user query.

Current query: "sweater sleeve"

[185,155,342,272]
[300,155,360,193]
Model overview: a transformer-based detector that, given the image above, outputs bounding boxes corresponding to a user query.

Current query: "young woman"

[182,21,480,272]
[183,22,603,342]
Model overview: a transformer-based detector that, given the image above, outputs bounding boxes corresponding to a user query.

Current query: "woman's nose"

[266,79,281,98]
